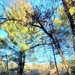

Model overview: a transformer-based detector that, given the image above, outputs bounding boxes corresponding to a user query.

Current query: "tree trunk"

[6,52,9,75]
[6,60,9,75]
[18,52,23,75]
[57,47,71,75]
[52,44,59,75]
[18,52,25,75]
[53,37,71,75]
[73,36,75,58]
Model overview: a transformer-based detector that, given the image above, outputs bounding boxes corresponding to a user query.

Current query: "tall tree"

[0,0,39,75]
[30,0,72,74]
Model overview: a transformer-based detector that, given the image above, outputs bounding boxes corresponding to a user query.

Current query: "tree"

[0,36,9,75]
[31,5,71,75]
[0,0,39,75]
[53,1,75,74]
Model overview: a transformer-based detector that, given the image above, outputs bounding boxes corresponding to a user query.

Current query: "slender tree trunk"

[18,52,25,75]
[6,60,9,75]
[6,51,9,75]
[73,35,75,58]
[52,44,59,75]
[22,52,25,70]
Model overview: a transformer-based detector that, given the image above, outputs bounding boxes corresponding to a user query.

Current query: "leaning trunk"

[53,37,71,75]
[57,47,71,75]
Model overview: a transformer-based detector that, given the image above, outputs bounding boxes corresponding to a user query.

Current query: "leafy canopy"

[1,0,39,52]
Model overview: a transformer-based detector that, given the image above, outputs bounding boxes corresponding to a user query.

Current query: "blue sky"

[0,29,7,37]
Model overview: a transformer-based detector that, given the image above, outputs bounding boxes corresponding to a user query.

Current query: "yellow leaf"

[53,18,62,26]
[69,7,75,15]
[23,44,29,50]
[23,27,28,34]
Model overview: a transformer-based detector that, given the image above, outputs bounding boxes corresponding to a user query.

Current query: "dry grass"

[0,62,68,75]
